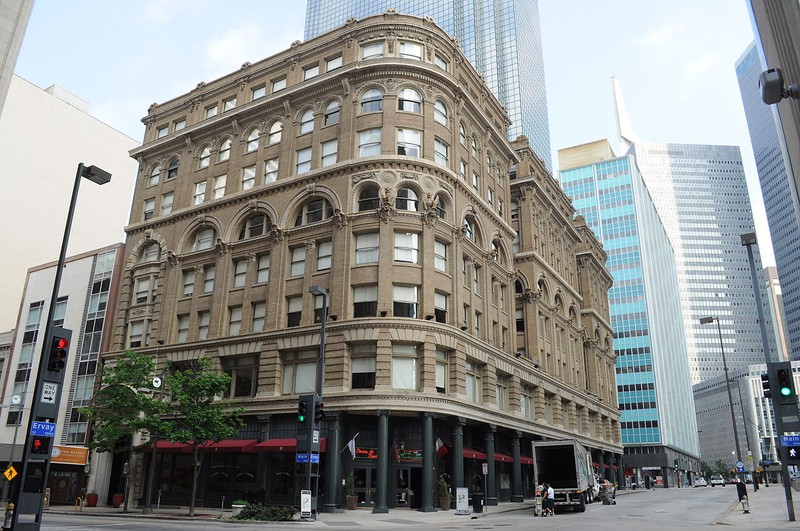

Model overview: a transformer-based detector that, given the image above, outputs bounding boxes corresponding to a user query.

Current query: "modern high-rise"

[559,140,699,488]
[0,0,34,114]
[109,13,619,511]
[304,1,552,170]
[763,266,792,361]
[613,79,773,384]
[736,41,800,361]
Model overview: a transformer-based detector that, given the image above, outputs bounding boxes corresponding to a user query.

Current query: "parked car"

[710,474,725,486]
[693,477,708,487]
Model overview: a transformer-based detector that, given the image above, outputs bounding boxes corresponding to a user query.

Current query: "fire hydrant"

[3,502,14,530]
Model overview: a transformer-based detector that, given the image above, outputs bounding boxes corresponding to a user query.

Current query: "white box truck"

[532,439,595,512]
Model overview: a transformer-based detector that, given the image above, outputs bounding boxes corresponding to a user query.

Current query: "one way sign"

[788,446,800,461]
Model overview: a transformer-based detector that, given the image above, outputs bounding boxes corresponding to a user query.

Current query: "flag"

[347,435,357,458]
[436,437,448,458]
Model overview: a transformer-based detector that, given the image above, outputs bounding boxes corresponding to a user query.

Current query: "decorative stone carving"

[166,250,180,266]
[332,209,348,228]
[351,172,377,184]
[216,238,229,255]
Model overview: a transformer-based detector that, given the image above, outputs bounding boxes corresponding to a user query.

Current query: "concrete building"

[558,140,700,489]
[764,266,792,362]
[0,0,34,114]
[107,13,619,511]
[0,76,139,332]
[304,1,552,171]
[0,244,124,504]
[613,78,774,384]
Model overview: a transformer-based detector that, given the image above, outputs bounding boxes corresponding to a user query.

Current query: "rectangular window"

[359,128,381,157]
[183,269,195,296]
[392,343,418,390]
[291,247,306,276]
[212,174,226,199]
[287,296,303,327]
[251,85,266,100]
[194,181,206,205]
[205,105,218,119]
[487,187,494,208]
[396,128,421,157]
[362,41,384,60]
[466,361,482,403]
[473,265,481,294]
[143,198,155,220]
[355,233,379,264]
[326,55,343,71]
[242,165,256,190]
[321,139,338,167]
[516,308,525,332]
[434,53,449,71]
[462,257,469,287]
[460,160,467,181]
[223,97,236,112]
[252,302,266,332]
[135,277,150,304]
[177,314,189,342]
[496,375,509,411]
[398,41,422,60]
[161,192,174,215]
[229,306,243,335]
[303,64,320,80]
[256,254,270,283]
[156,125,168,138]
[281,350,317,394]
[353,285,378,318]
[272,77,287,92]
[296,147,312,174]
[434,138,448,166]
[435,291,448,323]
[128,320,148,348]
[203,265,215,293]
[435,349,449,393]
[393,285,418,318]
[233,258,247,288]
[197,310,210,340]
[223,356,257,398]
[351,343,376,390]
[264,157,279,183]
[434,240,447,271]
[472,171,479,191]
[173,118,186,131]
[317,241,332,271]
[394,232,419,263]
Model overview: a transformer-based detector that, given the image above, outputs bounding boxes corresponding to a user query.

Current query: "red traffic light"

[53,337,68,350]
[49,335,70,371]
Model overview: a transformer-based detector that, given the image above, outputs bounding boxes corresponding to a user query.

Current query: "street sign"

[4,466,17,481]
[735,460,745,471]
[482,463,488,475]
[41,382,58,404]
[788,447,799,460]
[296,453,320,463]
[300,489,311,518]
[781,434,800,446]
[30,421,56,438]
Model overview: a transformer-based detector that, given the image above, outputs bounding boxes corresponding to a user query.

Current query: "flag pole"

[340,432,360,453]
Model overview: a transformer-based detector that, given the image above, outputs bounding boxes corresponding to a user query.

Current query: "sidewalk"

[716,483,800,528]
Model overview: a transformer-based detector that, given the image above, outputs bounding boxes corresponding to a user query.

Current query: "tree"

[699,460,713,479]
[161,357,243,516]
[713,459,730,479]
[80,350,164,511]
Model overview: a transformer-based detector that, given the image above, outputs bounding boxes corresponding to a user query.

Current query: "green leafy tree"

[699,461,713,479]
[713,459,730,478]
[162,357,243,516]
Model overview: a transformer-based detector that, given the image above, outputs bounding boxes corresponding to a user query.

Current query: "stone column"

[419,412,435,512]
[452,417,465,489]
[373,410,389,513]
[511,431,523,502]
[321,412,341,513]
[484,425,497,506]
[616,454,624,489]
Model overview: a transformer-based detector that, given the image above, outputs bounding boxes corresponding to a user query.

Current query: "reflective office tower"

[304,0,552,171]
[559,140,699,488]
[763,267,792,361]
[736,42,800,361]
[613,79,771,384]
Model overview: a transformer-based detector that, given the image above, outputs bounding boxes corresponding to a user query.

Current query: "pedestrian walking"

[735,478,750,514]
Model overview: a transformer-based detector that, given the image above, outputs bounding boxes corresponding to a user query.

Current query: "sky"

[13,0,774,265]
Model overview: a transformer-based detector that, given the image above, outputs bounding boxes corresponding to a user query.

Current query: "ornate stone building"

[104,11,619,511]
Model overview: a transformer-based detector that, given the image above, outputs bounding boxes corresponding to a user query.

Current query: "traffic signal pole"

[767,361,797,521]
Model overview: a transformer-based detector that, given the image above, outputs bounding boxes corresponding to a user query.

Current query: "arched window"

[299,110,314,134]
[199,147,211,168]
[218,139,232,162]
[434,100,448,125]
[268,121,283,145]
[397,88,421,113]
[471,137,478,158]
[140,242,160,262]
[239,213,272,239]
[167,158,179,179]
[294,198,333,226]
[435,196,447,219]
[361,89,383,113]
[189,227,216,252]
[148,165,161,187]
[246,129,260,153]
[463,218,474,241]
[358,187,380,211]
[459,124,466,146]
[396,188,418,211]
[324,101,340,126]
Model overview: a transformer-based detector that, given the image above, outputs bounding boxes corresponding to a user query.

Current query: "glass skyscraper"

[560,140,699,481]
[304,0,552,170]
[736,42,800,361]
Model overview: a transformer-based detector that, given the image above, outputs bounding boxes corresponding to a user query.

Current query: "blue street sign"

[781,434,800,446]
[30,421,56,438]
[296,453,320,463]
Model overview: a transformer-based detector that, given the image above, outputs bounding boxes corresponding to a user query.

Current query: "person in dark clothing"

[735,478,750,513]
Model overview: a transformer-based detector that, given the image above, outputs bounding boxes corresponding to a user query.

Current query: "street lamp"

[308,285,328,397]
[699,316,743,479]
[143,341,165,514]
[11,163,110,530]
[740,233,773,364]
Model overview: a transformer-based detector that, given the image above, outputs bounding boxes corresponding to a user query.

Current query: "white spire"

[612,76,639,153]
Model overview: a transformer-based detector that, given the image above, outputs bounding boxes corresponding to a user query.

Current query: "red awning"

[494,452,513,463]
[197,439,258,452]
[254,437,327,452]
[154,441,189,452]
[520,456,534,465]
[463,447,487,460]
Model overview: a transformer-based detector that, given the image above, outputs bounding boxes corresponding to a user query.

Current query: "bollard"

[2,502,14,530]
[75,497,83,511]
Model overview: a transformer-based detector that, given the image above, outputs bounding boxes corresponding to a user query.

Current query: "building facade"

[736,40,800,362]
[108,13,619,511]
[558,140,700,489]
[0,244,124,504]
[763,266,792,361]
[0,0,33,115]
[304,1,552,171]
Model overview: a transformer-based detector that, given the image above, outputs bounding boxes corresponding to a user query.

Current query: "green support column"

[373,410,389,513]
[321,413,341,513]
[511,431,523,502]
[452,417,465,490]
[419,412,435,512]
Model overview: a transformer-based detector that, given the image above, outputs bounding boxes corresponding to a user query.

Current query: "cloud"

[144,0,198,24]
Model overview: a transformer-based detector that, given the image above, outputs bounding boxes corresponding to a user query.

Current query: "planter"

[440,496,452,511]
[85,493,98,507]
[231,504,246,517]
[345,494,358,510]
[112,494,124,508]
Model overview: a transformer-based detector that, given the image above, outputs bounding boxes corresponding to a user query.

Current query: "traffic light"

[31,436,51,456]
[314,396,324,424]
[761,373,772,399]
[777,368,795,398]
[298,397,309,428]
[48,334,70,372]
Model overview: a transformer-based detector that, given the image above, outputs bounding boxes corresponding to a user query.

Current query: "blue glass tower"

[560,140,699,479]
[304,0,552,170]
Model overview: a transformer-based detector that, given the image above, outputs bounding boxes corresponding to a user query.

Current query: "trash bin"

[472,492,483,513]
